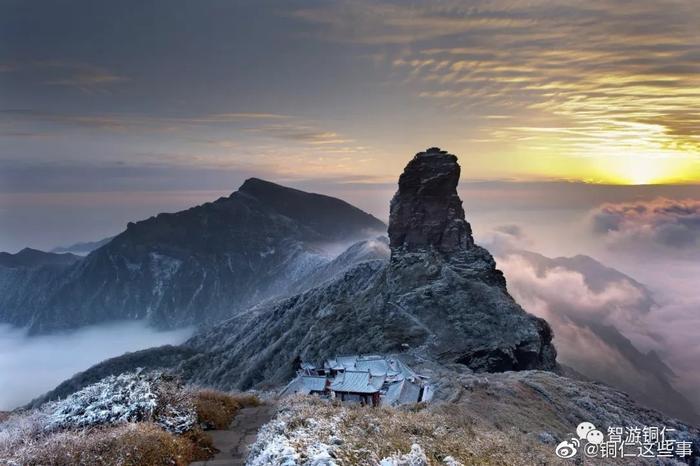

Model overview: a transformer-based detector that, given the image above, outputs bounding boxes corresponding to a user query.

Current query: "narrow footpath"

[191,403,277,466]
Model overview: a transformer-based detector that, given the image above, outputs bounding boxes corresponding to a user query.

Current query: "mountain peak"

[388,148,474,253]
[0,178,386,333]
[237,177,324,202]
[17,247,42,255]
[238,177,281,193]
[235,177,386,241]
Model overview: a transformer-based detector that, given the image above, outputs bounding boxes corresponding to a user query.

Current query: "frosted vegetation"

[43,371,195,433]
[0,371,258,466]
[247,395,561,465]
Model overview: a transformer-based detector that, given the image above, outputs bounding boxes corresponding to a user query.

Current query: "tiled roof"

[336,356,359,369]
[382,379,422,406]
[356,358,394,376]
[369,374,386,389]
[382,380,405,406]
[302,375,327,392]
[279,375,326,395]
[330,371,379,394]
[324,358,341,370]
[285,354,431,405]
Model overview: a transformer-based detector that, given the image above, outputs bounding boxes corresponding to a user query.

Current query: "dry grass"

[257,396,571,465]
[233,392,262,408]
[338,403,554,465]
[194,389,241,430]
[193,389,260,430]
[12,422,196,466]
[182,427,218,461]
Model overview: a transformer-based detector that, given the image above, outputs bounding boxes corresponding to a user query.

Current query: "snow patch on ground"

[247,398,341,466]
[379,444,428,465]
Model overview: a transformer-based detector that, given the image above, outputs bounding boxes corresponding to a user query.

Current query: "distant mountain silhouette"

[0,248,80,269]
[51,237,114,255]
[0,179,385,334]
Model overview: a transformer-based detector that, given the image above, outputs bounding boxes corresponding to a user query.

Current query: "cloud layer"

[497,250,699,422]
[0,321,192,410]
[295,0,700,182]
[590,198,700,251]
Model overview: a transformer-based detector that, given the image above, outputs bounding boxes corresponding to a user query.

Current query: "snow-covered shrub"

[441,456,464,466]
[152,376,197,434]
[0,373,247,465]
[0,373,273,465]
[379,444,428,466]
[248,423,299,466]
[43,371,157,431]
[41,371,195,434]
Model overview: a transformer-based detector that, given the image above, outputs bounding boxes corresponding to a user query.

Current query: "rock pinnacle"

[388,147,474,254]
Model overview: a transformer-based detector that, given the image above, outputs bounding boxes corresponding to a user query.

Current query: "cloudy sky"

[1,0,700,251]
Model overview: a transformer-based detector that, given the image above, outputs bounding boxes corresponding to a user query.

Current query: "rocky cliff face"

[0,179,385,334]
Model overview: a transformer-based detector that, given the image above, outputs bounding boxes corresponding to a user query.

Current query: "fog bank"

[0,321,193,410]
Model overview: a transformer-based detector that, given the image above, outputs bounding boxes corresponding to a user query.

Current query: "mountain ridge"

[0,248,81,269]
[0,178,385,334]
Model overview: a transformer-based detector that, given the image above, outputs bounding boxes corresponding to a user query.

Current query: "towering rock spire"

[388,147,474,253]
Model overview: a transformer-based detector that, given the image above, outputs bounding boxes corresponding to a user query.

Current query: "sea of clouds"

[0,321,192,410]
[479,197,700,421]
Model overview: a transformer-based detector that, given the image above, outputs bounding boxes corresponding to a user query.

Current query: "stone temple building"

[280,354,433,407]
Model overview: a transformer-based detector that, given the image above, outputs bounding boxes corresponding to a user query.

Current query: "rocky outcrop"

[385,148,556,372]
[0,179,385,334]
[389,147,473,253]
